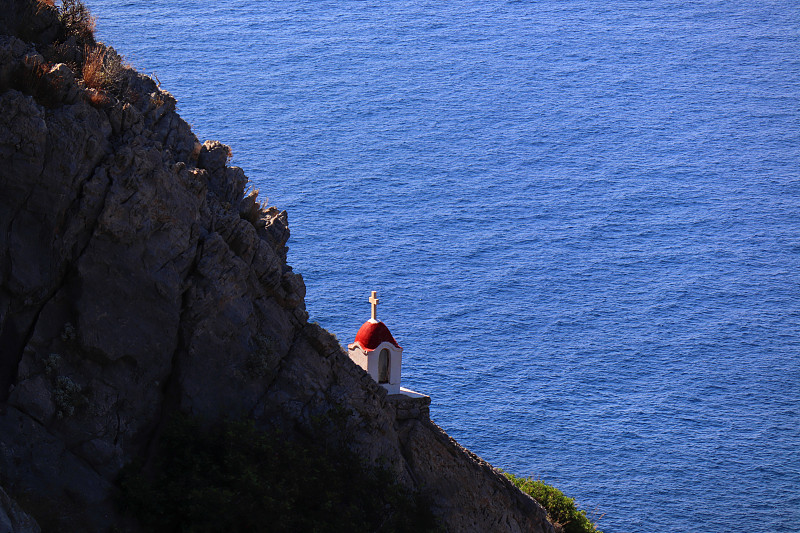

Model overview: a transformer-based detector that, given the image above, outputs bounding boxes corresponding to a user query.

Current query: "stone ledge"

[387,388,431,421]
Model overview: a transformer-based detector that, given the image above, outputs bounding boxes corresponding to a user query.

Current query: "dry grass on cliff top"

[36,0,96,39]
[81,44,126,92]
[56,0,96,41]
[81,45,105,89]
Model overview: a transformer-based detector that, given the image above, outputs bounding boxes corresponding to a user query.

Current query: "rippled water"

[88,1,800,531]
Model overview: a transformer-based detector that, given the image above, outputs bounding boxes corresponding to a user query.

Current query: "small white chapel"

[348,291,426,399]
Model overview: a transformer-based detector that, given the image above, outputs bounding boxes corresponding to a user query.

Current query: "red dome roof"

[353,320,400,351]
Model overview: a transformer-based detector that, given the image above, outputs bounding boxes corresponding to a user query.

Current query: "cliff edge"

[0,2,554,531]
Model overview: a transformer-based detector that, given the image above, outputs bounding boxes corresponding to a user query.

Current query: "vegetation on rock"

[52,0,96,43]
[119,415,442,533]
[504,473,602,533]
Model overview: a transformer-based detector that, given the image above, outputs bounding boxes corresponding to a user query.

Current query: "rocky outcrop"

[388,392,432,420]
[0,2,554,531]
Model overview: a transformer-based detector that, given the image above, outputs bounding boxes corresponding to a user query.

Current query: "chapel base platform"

[387,388,430,420]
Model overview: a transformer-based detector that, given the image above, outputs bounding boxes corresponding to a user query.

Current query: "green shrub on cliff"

[504,473,602,533]
[119,415,440,533]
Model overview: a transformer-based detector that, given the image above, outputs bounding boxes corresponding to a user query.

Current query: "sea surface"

[87,1,800,531]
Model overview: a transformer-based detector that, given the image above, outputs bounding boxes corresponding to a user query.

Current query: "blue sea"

[87,1,799,531]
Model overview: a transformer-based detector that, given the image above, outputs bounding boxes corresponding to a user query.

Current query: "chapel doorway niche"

[378,349,390,383]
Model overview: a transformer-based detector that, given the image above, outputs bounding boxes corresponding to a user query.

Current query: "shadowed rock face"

[0,2,554,532]
[0,486,39,533]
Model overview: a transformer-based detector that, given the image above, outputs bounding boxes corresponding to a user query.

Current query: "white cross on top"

[369,291,379,321]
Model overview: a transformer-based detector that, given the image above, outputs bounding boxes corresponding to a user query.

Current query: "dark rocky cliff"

[0,2,554,531]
